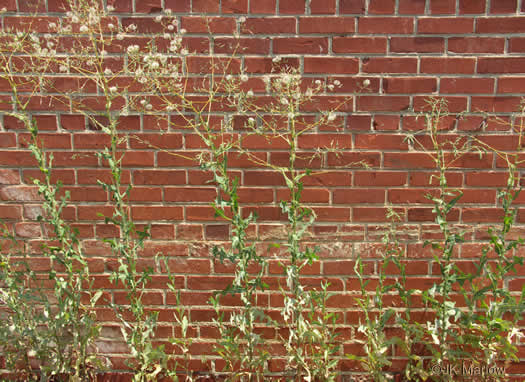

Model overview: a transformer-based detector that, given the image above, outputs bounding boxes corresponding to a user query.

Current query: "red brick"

[465,171,507,187]
[165,187,216,202]
[304,57,358,74]
[0,169,20,185]
[121,17,172,33]
[388,189,436,204]
[355,171,407,186]
[448,37,505,53]
[463,208,505,223]
[135,0,162,13]
[358,96,410,111]
[363,57,417,73]
[441,77,494,94]
[413,96,468,112]
[242,17,295,34]
[0,151,37,166]
[2,0,16,11]
[0,132,16,148]
[277,188,329,203]
[2,115,25,131]
[177,224,203,240]
[459,0,485,13]
[384,77,437,93]
[134,170,186,185]
[373,115,400,130]
[249,0,276,13]
[490,0,518,13]
[421,57,476,74]
[444,153,494,169]
[238,188,274,203]
[18,0,45,12]
[340,0,366,13]
[77,169,130,185]
[456,116,485,131]
[279,0,306,14]
[19,95,70,111]
[301,95,354,112]
[0,206,22,220]
[310,0,336,14]
[498,77,525,93]
[107,0,133,12]
[187,206,229,221]
[358,17,414,34]
[430,0,456,14]
[310,207,349,222]
[50,152,99,167]
[509,38,525,52]
[31,115,57,131]
[355,134,409,150]
[333,189,384,204]
[164,258,211,274]
[471,97,522,113]
[478,57,525,73]
[214,37,270,55]
[19,132,69,149]
[298,133,352,149]
[204,224,227,240]
[477,17,525,33]
[353,207,395,222]
[244,171,286,186]
[0,186,41,202]
[410,171,463,187]
[181,16,236,33]
[24,169,75,185]
[384,153,437,169]
[128,187,162,202]
[418,17,474,34]
[47,0,71,12]
[302,172,351,186]
[192,0,219,12]
[398,0,426,14]
[299,17,354,33]
[273,37,328,54]
[222,0,248,13]
[269,150,321,169]
[132,206,183,221]
[390,37,444,53]
[326,152,380,167]
[187,56,241,74]
[333,37,386,53]
[369,0,395,14]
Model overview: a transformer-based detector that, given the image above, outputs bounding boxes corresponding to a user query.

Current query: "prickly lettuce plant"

[237,68,344,381]
[406,98,525,380]
[0,2,189,378]
[148,57,344,378]
[152,56,272,380]
[95,115,164,381]
[0,227,51,379]
[349,208,407,382]
[0,118,102,380]
[26,121,103,380]
[0,23,103,377]
[406,99,467,378]
[209,153,271,380]
[48,2,197,379]
[455,135,525,380]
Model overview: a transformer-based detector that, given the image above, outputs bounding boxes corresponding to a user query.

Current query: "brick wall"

[1,0,525,379]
